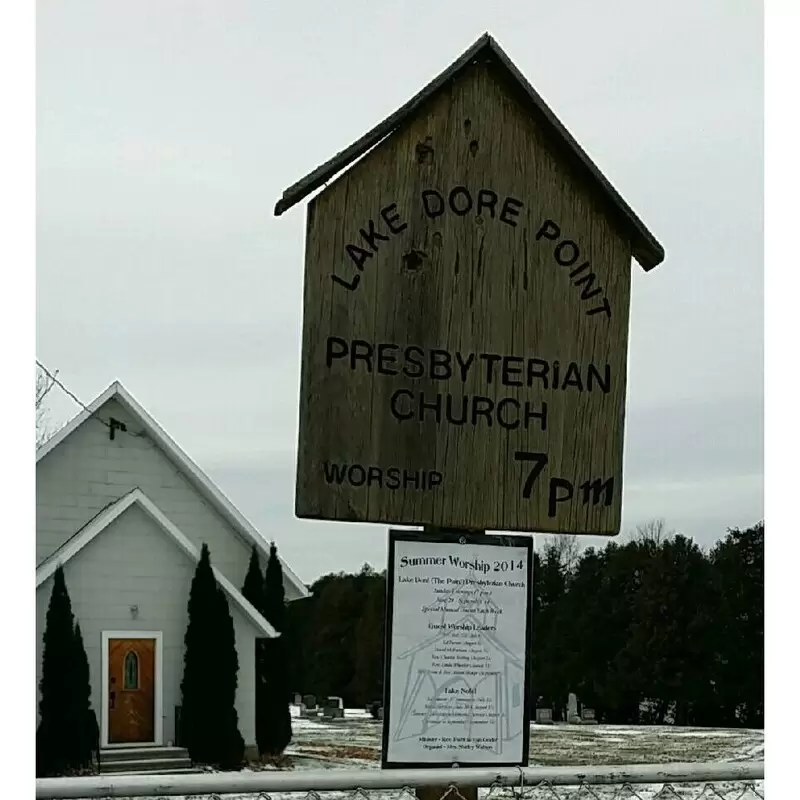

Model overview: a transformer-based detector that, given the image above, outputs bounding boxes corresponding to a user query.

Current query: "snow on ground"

[273,707,764,798]
[136,785,762,800]
[286,708,764,768]
[56,709,764,800]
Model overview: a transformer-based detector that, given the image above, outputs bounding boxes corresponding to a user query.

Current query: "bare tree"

[538,533,581,572]
[36,366,57,447]
[630,518,673,545]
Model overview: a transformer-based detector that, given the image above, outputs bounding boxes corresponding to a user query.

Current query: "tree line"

[284,521,764,729]
[36,519,762,775]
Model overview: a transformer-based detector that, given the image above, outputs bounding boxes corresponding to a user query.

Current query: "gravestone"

[535,708,553,725]
[293,692,302,706]
[322,696,345,719]
[300,693,319,718]
[567,693,580,724]
[581,707,598,725]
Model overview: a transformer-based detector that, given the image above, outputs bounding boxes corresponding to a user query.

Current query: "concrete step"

[100,746,189,762]
[101,766,201,776]
[99,746,194,775]
[101,757,191,770]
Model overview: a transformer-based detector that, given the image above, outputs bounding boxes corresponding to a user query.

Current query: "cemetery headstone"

[535,708,554,725]
[322,696,345,719]
[301,693,318,718]
[567,693,580,724]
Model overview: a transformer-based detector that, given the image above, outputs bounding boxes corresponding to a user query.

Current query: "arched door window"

[123,651,139,690]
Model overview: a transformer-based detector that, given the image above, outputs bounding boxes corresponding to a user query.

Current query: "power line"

[34,362,192,490]
[35,360,145,440]
[36,360,93,416]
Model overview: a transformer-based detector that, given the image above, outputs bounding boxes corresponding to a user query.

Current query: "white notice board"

[382,530,533,768]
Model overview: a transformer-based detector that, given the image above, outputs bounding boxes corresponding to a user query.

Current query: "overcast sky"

[36,0,763,584]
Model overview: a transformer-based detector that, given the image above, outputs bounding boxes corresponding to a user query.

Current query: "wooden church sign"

[275,33,664,536]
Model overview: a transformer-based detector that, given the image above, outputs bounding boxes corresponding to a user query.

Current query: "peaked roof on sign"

[274,32,664,272]
[35,488,279,637]
[36,381,309,600]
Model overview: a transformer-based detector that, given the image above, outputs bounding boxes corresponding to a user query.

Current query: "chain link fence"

[36,762,765,800]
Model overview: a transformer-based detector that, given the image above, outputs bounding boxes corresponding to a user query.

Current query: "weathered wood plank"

[295,61,633,535]
[274,33,664,273]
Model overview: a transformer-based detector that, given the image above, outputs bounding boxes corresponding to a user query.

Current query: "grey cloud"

[37,0,763,581]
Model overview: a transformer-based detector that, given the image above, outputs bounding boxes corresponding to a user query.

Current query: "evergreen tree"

[181,543,244,767]
[260,542,292,756]
[242,545,271,755]
[350,567,385,706]
[306,574,364,701]
[622,535,716,725]
[37,567,94,776]
[709,523,764,727]
[279,520,763,731]
[73,623,98,768]
[531,544,568,718]
[264,542,287,632]
[181,544,218,763]
[214,587,245,768]
[242,546,265,612]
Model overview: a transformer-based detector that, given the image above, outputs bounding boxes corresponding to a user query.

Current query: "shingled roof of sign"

[274,32,664,272]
